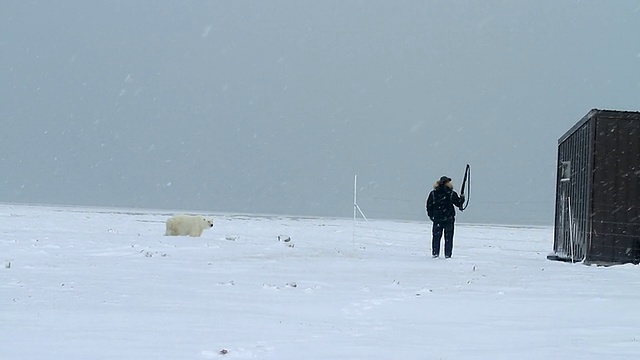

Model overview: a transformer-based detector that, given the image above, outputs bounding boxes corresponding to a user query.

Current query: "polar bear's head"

[203,217,214,228]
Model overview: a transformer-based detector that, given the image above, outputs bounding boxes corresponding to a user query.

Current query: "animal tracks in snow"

[200,342,273,359]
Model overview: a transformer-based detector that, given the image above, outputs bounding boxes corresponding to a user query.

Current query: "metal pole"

[352,174,368,223]
[353,175,357,222]
[353,175,357,242]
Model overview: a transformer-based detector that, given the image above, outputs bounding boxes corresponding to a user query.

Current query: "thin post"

[353,175,357,242]
[353,175,357,222]
[355,203,368,222]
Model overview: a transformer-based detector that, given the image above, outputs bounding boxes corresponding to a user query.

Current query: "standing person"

[426,176,465,258]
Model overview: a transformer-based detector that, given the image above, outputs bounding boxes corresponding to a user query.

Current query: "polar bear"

[164,215,214,237]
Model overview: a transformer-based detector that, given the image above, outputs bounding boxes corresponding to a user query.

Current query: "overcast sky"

[1,1,639,225]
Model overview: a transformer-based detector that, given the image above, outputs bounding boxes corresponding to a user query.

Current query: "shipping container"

[549,109,640,265]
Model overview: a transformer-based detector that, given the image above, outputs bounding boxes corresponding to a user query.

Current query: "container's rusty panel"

[588,112,640,264]
[553,119,592,260]
[628,120,640,262]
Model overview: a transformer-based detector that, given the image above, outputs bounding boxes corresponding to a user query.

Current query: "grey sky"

[1,1,639,225]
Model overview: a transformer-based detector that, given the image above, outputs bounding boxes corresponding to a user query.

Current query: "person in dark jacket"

[426,176,465,258]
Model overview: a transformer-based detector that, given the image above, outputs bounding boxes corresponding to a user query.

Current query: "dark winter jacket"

[426,181,465,224]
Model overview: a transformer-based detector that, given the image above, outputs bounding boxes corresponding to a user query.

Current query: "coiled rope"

[459,164,470,211]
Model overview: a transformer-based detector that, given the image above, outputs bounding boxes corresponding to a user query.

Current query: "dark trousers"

[432,221,455,257]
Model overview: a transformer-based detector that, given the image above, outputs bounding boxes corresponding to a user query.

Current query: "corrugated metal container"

[550,109,640,265]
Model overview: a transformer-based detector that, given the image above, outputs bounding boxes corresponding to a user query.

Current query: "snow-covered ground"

[1,204,639,359]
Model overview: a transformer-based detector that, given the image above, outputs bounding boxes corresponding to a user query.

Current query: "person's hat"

[439,176,452,184]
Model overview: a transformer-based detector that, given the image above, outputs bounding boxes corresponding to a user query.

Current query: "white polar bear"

[164,215,214,237]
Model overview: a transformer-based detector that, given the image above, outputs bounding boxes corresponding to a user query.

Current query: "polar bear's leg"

[165,217,184,236]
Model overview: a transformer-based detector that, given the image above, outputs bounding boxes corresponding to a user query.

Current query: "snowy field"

[1,204,639,359]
